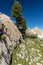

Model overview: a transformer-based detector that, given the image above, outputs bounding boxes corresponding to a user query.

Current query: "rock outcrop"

[0,13,22,65]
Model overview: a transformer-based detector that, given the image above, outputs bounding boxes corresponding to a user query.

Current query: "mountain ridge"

[26,27,43,39]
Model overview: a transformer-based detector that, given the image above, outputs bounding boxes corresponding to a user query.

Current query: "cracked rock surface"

[0,13,22,65]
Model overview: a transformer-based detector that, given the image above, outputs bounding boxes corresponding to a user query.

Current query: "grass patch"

[11,38,43,65]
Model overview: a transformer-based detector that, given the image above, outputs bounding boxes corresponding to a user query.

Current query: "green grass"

[11,38,43,65]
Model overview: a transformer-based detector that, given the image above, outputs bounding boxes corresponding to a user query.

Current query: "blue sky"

[0,0,43,29]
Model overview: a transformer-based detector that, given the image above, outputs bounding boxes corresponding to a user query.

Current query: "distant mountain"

[33,27,43,35]
[26,27,43,39]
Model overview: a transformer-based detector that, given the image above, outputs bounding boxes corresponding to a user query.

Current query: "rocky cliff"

[0,13,22,65]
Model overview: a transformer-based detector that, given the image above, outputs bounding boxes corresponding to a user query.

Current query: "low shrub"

[1,34,6,41]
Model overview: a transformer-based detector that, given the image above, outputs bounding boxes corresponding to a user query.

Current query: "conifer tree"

[11,1,26,39]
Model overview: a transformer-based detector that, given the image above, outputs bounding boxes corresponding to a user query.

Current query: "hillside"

[0,13,43,65]
[11,38,43,65]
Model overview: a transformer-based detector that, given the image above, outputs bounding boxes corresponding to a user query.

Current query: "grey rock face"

[0,13,22,65]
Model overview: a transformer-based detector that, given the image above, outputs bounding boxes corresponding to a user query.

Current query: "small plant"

[1,34,6,41]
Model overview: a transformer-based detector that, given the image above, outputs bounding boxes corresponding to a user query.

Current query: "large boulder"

[0,13,22,65]
[0,13,22,40]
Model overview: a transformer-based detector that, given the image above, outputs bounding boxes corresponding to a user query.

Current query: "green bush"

[1,34,6,41]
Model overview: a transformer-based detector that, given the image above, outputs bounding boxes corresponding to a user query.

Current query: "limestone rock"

[0,13,22,65]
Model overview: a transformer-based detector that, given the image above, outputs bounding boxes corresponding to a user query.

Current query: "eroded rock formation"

[0,13,22,65]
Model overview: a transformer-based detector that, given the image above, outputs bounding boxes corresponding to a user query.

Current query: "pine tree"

[11,1,26,39]
[11,1,22,20]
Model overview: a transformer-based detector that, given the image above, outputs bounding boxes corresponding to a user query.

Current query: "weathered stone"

[0,13,22,65]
